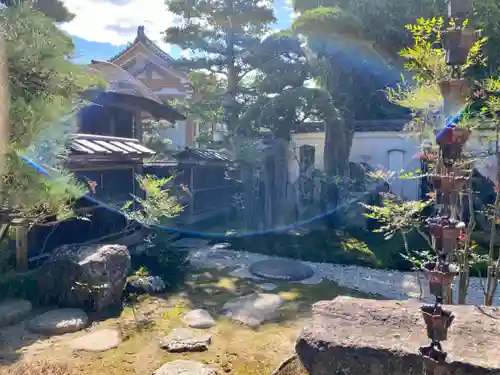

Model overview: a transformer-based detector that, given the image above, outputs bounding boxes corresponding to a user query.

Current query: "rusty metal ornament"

[422,2,474,372]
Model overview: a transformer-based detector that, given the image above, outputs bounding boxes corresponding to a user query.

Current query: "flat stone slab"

[296,296,500,375]
[181,309,215,329]
[159,328,211,352]
[223,293,284,328]
[153,360,218,375]
[0,299,32,327]
[69,329,121,352]
[27,308,89,335]
[249,258,314,281]
[171,238,209,249]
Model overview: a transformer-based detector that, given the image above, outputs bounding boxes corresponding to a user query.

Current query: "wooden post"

[15,224,28,272]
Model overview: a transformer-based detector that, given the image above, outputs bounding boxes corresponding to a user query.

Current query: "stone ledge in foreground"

[295,296,500,375]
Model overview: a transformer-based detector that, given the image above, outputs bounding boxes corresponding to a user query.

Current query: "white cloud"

[60,0,174,52]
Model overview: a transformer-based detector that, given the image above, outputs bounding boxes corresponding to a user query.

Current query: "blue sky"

[63,0,293,64]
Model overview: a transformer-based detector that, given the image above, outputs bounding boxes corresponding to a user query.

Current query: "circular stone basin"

[248,258,314,281]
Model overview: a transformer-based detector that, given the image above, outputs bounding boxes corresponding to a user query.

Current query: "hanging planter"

[432,175,469,193]
[426,217,464,240]
[421,305,455,341]
[423,262,459,297]
[419,345,449,373]
[439,79,472,106]
[436,125,471,160]
[442,28,476,66]
[446,0,473,18]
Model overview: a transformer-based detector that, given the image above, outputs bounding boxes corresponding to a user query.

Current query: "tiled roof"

[174,148,230,162]
[109,26,173,63]
[69,134,156,156]
[85,60,187,122]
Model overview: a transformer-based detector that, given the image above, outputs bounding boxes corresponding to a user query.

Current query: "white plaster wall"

[291,131,422,200]
[161,120,187,151]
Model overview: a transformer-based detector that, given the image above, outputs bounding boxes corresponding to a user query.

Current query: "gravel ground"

[186,243,500,306]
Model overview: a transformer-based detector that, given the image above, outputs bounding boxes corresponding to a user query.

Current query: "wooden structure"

[20,61,186,269]
[109,25,197,148]
[144,148,237,226]
[174,148,236,225]
[72,60,185,205]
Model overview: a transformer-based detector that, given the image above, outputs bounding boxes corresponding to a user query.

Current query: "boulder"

[295,296,500,375]
[40,244,130,312]
[0,299,32,327]
[27,308,89,335]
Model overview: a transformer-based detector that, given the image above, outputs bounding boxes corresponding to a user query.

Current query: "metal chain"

[420,2,474,373]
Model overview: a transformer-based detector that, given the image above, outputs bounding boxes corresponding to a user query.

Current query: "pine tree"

[1,0,74,21]
[2,4,97,225]
[164,0,275,134]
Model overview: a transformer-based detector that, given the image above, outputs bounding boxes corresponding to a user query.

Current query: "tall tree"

[163,0,275,134]
[240,33,336,226]
[2,4,96,229]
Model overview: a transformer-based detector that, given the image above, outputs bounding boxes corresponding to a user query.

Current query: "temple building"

[109,25,196,150]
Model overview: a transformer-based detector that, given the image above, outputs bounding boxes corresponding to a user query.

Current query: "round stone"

[27,308,89,335]
[248,258,314,281]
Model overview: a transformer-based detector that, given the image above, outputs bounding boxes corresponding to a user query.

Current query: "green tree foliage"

[1,0,74,22]
[163,0,275,133]
[170,71,225,137]
[121,175,184,226]
[241,34,336,139]
[2,5,97,223]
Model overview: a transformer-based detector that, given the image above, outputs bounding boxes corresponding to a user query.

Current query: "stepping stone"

[27,308,89,335]
[257,283,278,291]
[69,329,121,352]
[181,309,215,329]
[159,328,212,352]
[223,293,284,328]
[0,299,32,327]
[171,238,209,249]
[249,258,314,281]
[153,360,217,375]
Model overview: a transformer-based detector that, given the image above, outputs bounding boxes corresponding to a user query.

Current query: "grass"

[0,267,375,375]
[0,360,72,375]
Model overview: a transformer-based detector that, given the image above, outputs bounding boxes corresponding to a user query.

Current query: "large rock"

[40,244,130,312]
[153,360,217,375]
[0,299,32,327]
[296,296,500,375]
[27,308,89,335]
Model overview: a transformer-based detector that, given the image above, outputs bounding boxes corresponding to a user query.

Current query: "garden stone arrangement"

[186,243,500,305]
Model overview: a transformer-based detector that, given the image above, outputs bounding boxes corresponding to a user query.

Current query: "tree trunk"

[322,111,354,215]
[224,0,239,133]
